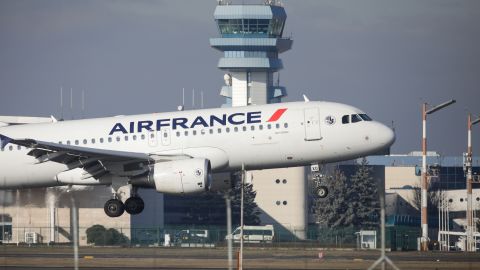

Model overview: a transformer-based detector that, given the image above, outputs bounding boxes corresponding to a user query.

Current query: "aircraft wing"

[0,134,175,179]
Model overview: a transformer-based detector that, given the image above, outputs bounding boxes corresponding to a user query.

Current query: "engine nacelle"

[152,158,212,194]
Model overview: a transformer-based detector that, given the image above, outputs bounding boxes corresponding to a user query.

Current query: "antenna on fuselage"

[201,91,204,109]
[302,94,310,102]
[178,88,185,111]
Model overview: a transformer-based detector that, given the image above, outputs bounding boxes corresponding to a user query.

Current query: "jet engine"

[151,158,212,194]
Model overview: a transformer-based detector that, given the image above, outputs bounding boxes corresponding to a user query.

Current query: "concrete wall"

[248,166,307,240]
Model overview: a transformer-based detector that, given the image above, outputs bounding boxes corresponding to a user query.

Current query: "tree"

[314,158,379,229]
[349,158,379,228]
[229,175,261,226]
[314,169,353,228]
[86,225,128,246]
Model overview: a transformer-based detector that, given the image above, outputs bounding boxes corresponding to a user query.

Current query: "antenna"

[60,87,64,120]
[70,88,74,120]
[81,90,85,119]
[201,91,204,109]
[192,88,195,109]
[178,88,185,111]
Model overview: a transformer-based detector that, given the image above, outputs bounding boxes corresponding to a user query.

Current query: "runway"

[2,246,480,269]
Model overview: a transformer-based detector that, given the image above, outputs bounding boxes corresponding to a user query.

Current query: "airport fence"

[2,225,420,250]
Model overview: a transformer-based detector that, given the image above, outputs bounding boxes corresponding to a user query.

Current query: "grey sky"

[0,0,479,156]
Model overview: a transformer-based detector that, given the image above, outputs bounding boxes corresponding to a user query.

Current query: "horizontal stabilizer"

[0,116,55,126]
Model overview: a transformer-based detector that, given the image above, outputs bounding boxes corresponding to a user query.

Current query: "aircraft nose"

[376,123,396,148]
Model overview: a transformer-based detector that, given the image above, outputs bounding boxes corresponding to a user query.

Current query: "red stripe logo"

[267,108,288,122]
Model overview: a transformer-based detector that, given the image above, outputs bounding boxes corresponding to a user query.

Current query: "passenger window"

[9,146,13,151]
[201,129,205,135]
[141,134,146,140]
[91,138,95,144]
[234,127,238,132]
[342,115,349,124]
[251,126,255,131]
[226,127,230,133]
[360,114,372,121]
[218,128,222,134]
[242,126,247,131]
[259,125,263,130]
[176,131,180,137]
[150,133,154,139]
[132,135,137,140]
[192,130,197,136]
[108,137,113,143]
[100,138,104,143]
[267,124,271,129]
[116,137,120,142]
[276,123,280,129]
[209,129,214,134]
[351,114,362,123]
[184,131,188,136]
[284,123,288,128]
[17,145,21,150]
[75,140,79,145]
[124,136,129,141]
[83,139,87,144]
[67,140,71,145]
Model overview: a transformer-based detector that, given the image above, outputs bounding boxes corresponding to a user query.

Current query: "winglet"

[303,94,310,102]
[0,134,12,150]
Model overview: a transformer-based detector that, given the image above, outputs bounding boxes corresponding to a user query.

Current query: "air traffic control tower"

[210,0,292,106]
[211,1,307,240]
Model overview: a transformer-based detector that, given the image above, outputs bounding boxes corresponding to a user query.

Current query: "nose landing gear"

[317,186,329,198]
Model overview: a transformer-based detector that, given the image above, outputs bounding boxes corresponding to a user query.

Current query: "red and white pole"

[466,114,474,252]
[421,103,429,251]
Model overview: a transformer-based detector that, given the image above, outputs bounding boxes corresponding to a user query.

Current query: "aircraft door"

[148,130,158,147]
[161,128,171,146]
[304,108,322,141]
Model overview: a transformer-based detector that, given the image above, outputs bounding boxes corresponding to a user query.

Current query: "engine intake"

[152,158,212,194]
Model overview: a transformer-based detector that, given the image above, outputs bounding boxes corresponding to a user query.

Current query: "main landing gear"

[104,186,145,217]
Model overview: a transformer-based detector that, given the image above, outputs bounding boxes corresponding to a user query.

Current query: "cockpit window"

[359,114,372,121]
[342,115,349,124]
[351,114,362,123]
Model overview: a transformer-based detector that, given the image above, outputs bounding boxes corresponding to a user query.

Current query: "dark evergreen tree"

[315,169,354,228]
[229,178,261,226]
[314,158,379,229]
[349,158,379,228]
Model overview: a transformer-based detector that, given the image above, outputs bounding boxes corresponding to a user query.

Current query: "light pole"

[466,114,480,252]
[421,99,456,251]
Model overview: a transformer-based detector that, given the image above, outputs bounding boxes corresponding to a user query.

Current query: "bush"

[86,225,128,246]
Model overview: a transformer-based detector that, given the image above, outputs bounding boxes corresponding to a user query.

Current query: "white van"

[226,225,274,243]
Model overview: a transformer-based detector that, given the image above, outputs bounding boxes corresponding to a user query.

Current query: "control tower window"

[217,18,283,37]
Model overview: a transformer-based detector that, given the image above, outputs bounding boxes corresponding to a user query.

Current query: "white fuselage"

[0,101,395,189]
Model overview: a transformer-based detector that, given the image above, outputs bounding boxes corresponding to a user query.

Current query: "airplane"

[0,100,395,217]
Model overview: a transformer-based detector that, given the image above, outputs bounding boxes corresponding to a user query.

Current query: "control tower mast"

[210,0,292,106]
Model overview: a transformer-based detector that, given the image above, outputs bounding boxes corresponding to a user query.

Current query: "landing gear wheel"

[104,199,125,217]
[317,186,329,199]
[125,197,145,215]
